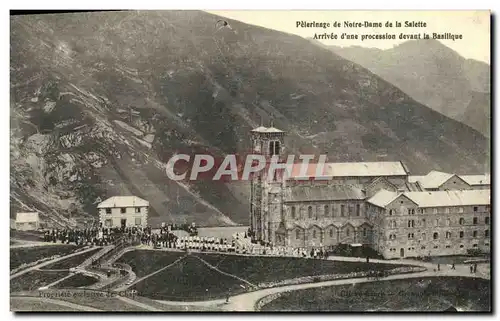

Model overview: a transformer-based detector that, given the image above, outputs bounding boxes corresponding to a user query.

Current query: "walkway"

[11,296,102,312]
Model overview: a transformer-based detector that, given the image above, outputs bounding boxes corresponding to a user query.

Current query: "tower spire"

[270,114,274,127]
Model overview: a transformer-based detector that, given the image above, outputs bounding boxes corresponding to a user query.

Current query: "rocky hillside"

[10,11,489,227]
[323,40,491,137]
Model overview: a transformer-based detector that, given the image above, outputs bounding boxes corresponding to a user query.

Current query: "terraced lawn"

[124,250,410,301]
[116,250,186,277]
[10,245,80,270]
[11,270,69,292]
[132,255,248,301]
[52,273,99,289]
[41,248,101,270]
[196,253,405,285]
[261,277,491,312]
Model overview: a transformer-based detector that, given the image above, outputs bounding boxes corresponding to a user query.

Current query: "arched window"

[308,206,313,219]
[329,229,333,238]
[356,204,361,216]
[324,205,330,217]
[389,209,395,216]
[433,232,439,240]
[296,229,300,240]
[346,228,350,237]
[291,207,296,219]
[313,229,317,239]
[363,228,367,237]
[459,218,465,225]
[459,231,464,238]
[269,141,281,156]
[446,231,451,239]
[473,231,478,238]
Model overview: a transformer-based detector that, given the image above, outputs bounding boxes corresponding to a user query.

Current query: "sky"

[207,10,490,64]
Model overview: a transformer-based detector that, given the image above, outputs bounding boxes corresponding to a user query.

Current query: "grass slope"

[10,245,80,270]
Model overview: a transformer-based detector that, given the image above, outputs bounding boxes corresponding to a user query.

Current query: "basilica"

[249,125,490,259]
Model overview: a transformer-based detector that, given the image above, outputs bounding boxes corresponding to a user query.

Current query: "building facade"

[15,212,40,231]
[367,189,491,259]
[248,125,491,259]
[98,196,149,228]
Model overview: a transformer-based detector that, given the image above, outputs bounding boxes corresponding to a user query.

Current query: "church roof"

[286,161,408,179]
[97,196,149,208]
[284,185,365,202]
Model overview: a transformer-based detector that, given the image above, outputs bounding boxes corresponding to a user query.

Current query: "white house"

[97,196,149,228]
[15,212,40,231]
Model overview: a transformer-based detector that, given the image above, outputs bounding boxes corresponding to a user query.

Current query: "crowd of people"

[42,227,122,246]
[40,225,333,260]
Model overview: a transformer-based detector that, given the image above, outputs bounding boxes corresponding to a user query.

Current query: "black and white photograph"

[9,9,491,312]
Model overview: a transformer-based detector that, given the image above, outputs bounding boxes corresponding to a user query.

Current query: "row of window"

[388,216,490,229]
[388,206,490,216]
[388,243,489,252]
[295,227,369,240]
[290,204,363,219]
[104,218,142,226]
[390,230,490,241]
[104,207,144,214]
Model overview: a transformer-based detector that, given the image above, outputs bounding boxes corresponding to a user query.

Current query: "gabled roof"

[368,189,490,208]
[366,189,399,208]
[404,190,490,207]
[97,196,149,208]
[459,174,490,186]
[284,185,365,202]
[416,170,455,189]
[16,212,39,223]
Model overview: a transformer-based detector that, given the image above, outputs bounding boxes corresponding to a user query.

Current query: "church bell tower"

[249,122,286,244]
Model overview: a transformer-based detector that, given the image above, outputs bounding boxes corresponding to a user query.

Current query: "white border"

[2,1,498,320]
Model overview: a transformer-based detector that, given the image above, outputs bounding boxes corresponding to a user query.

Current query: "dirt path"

[11,296,102,312]
[116,295,161,311]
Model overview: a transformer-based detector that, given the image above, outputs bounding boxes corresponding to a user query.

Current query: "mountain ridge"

[10,11,489,228]
[313,39,491,137]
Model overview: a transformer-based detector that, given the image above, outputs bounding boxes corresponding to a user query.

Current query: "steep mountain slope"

[458,91,491,137]
[10,11,489,228]
[323,40,491,136]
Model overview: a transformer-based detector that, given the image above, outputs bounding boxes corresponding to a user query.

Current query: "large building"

[249,125,491,259]
[98,196,149,228]
[367,189,490,259]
